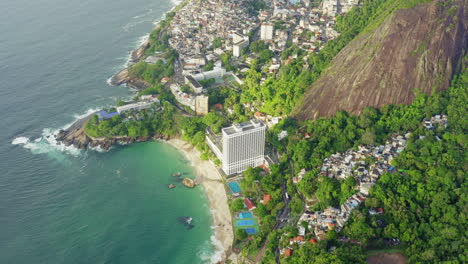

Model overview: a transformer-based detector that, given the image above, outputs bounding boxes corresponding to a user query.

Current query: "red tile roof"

[254,111,265,118]
[309,238,317,244]
[291,236,305,242]
[284,248,293,257]
[263,194,272,205]
[244,198,256,210]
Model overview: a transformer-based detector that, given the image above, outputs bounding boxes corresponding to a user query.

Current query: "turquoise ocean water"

[0,0,217,263]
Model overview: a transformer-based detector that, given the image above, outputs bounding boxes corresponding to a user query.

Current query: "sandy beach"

[166,138,234,263]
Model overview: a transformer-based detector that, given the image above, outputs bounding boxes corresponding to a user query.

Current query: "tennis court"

[234,217,259,235]
[228,182,241,193]
[237,220,255,226]
[239,212,253,219]
[244,228,257,234]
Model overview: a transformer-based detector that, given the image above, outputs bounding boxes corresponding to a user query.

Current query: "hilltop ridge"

[296,0,467,120]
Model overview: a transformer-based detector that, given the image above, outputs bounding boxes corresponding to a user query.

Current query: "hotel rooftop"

[222,119,265,135]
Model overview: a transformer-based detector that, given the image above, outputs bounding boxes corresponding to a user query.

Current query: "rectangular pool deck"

[239,212,253,219]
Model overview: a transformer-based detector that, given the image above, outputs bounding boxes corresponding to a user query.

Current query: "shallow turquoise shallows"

[0,0,216,263]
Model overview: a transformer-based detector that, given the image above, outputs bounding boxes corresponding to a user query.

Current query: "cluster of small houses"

[168,0,258,73]
[280,115,448,257]
[157,0,363,119]
[424,114,448,129]
[263,0,359,55]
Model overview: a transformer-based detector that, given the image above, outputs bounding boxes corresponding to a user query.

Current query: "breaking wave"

[171,0,183,6]
[11,129,81,158]
[133,8,153,19]
[11,107,103,157]
[197,230,225,264]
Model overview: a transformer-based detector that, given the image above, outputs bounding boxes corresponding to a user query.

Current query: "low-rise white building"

[191,62,226,81]
[116,101,154,114]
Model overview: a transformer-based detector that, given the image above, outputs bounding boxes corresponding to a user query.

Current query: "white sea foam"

[197,233,224,264]
[72,107,101,121]
[60,107,102,131]
[209,234,225,264]
[133,8,153,19]
[171,0,183,6]
[123,12,154,32]
[11,137,29,145]
[11,107,105,157]
[11,133,81,158]
[113,34,149,73]
[198,211,226,263]
[106,76,113,86]
[89,145,107,153]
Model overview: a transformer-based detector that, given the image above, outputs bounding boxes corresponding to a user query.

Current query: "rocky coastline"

[109,38,151,90]
[54,113,171,151]
[109,68,150,90]
[54,1,236,262]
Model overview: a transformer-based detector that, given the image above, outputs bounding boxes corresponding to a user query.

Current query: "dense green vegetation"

[247,67,466,263]
[128,56,176,85]
[129,1,182,85]
[285,244,367,263]
[359,69,467,263]
[213,37,223,49]
[85,0,466,262]
[85,102,178,138]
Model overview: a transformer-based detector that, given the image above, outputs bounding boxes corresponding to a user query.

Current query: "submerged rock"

[168,184,176,189]
[178,216,195,229]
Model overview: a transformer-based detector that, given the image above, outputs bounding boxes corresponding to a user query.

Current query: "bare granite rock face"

[109,38,151,90]
[296,0,467,120]
[110,68,150,90]
[131,39,150,63]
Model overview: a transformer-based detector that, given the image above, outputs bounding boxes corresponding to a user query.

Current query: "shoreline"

[103,0,237,261]
[109,0,188,88]
[165,138,234,263]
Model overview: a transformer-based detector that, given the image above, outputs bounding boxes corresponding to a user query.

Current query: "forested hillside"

[277,60,467,264]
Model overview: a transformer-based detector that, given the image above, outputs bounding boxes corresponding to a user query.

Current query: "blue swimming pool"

[239,212,253,219]
[228,182,241,193]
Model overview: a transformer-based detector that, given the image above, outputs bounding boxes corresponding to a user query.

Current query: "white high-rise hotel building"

[207,120,266,175]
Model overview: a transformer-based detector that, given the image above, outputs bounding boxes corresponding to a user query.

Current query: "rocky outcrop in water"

[131,39,150,63]
[182,178,196,188]
[55,114,170,151]
[109,68,150,90]
[108,38,151,90]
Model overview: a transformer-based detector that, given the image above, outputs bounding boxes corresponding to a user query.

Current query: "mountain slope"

[295,0,466,120]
